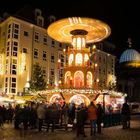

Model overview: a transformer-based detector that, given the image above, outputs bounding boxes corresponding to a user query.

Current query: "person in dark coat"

[76,103,87,137]
[121,101,131,129]
[68,102,76,130]
[96,103,104,134]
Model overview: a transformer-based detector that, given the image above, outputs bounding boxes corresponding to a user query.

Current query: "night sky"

[0,0,139,57]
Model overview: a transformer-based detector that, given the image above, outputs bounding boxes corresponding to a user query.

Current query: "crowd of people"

[0,100,131,138]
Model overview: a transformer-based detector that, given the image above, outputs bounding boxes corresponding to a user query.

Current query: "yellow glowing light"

[63,49,66,52]
[47,17,111,43]
[77,37,82,50]
[59,80,62,84]
[58,59,61,63]
[126,62,140,68]
[93,45,96,49]
[96,78,99,83]
[95,63,98,67]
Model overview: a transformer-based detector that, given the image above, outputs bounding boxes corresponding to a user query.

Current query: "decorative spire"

[127,38,132,48]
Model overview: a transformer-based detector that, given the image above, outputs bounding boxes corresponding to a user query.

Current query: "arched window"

[74,71,84,88]
[77,37,81,50]
[82,37,86,49]
[86,71,92,88]
[69,54,74,65]
[84,54,89,65]
[76,53,82,65]
[65,71,71,88]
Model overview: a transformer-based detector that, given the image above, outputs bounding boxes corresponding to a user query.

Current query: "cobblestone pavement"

[0,115,140,140]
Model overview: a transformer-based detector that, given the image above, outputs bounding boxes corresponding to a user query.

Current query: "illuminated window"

[74,71,84,88]
[84,54,89,65]
[69,54,73,65]
[65,71,71,88]
[72,38,76,48]
[82,38,86,49]
[77,37,81,50]
[86,71,92,88]
[76,53,82,65]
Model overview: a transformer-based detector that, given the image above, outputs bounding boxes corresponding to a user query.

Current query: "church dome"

[119,49,140,63]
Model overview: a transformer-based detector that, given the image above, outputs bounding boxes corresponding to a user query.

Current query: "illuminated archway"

[86,71,92,88]
[65,71,72,88]
[69,94,90,106]
[49,94,63,103]
[74,71,84,88]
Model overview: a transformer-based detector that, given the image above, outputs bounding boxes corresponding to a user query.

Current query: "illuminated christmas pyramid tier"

[47,17,111,44]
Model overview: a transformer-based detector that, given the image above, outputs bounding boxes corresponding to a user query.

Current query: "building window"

[11,59,17,75]
[59,43,62,47]
[5,60,9,74]
[24,31,29,36]
[51,55,54,63]
[14,24,19,29]
[6,41,10,56]
[52,40,55,45]
[37,16,44,27]
[43,51,47,61]
[7,24,12,39]
[34,49,38,58]
[42,67,46,77]
[10,77,16,93]
[69,54,74,65]
[23,48,27,53]
[34,32,39,42]
[50,69,54,76]
[13,23,19,39]
[12,41,18,57]
[43,35,47,45]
